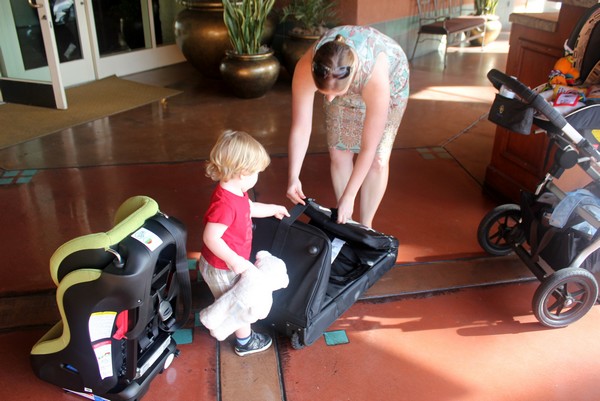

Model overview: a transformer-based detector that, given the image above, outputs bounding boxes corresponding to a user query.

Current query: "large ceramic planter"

[281,31,320,76]
[175,1,229,79]
[470,15,502,46]
[220,50,280,99]
[175,0,276,79]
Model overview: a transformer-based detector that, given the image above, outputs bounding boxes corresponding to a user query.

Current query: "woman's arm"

[287,50,318,204]
[202,222,253,274]
[336,53,391,222]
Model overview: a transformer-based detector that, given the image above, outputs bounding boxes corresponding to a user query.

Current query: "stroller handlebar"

[487,69,534,100]
[487,69,600,175]
[487,69,570,134]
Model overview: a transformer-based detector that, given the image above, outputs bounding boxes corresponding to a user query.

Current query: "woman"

[286,25,409,228]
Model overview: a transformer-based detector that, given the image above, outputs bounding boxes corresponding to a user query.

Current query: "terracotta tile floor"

[2,33,600,400]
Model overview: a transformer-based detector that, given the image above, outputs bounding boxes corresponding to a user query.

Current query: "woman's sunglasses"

[311,62,352,79]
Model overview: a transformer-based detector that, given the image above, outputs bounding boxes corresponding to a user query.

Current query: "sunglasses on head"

[311,62,352,79]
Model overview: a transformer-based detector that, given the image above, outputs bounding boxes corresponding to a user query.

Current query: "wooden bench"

[410,0,487,68]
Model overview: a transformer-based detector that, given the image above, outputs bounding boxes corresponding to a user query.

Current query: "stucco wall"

[353,0,416,25]
[337,0,482,25]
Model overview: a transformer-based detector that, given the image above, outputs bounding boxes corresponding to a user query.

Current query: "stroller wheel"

[533,268,599,328]
[477,204,524,256]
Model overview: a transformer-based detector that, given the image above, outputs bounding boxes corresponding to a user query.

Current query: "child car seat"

[568,3,600,87]
[30,195,191,401]
[533,4,600,142]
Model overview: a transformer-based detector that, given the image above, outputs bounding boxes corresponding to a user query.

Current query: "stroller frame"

[478,69,600,328]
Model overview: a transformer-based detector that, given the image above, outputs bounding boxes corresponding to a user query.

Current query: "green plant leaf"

[281,0,338,35]
[222,0,275,54]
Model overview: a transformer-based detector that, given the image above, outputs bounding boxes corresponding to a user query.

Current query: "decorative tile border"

[0,169,38,185]
[323,330,349,346]
[416,147,454,160]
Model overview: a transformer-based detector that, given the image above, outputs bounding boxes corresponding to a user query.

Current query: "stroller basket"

[520,190,600,273]
[488,93,535,135]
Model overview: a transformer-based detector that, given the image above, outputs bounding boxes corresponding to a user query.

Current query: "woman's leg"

[359,104,405,227]
[359,151,391,228]
[329,147,355,201]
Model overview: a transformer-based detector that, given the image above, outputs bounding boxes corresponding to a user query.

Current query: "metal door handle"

[28,0,43,8]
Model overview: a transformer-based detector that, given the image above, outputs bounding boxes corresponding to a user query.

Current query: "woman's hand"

[336,194,355,224]
[286,178,306,205]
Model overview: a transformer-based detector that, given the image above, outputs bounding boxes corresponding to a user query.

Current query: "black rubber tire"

[290,331,305,350]
[477,204,524,256]
[533,268,599,328]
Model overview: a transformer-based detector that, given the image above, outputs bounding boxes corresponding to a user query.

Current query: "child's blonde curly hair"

[206,130,271,182]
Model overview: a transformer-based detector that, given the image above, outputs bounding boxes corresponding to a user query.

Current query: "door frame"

[87,0,185,79]
[1,0,185,103]
[0,0,97,87]
[0,0,68,109]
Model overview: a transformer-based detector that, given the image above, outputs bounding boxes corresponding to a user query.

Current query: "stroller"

[477,4,600,329]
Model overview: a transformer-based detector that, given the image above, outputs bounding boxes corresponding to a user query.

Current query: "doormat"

[0,76,182,150]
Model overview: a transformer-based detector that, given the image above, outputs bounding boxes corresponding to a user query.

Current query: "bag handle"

[271,201,311,256]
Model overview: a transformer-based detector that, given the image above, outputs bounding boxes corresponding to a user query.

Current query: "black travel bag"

[251,199,399,349]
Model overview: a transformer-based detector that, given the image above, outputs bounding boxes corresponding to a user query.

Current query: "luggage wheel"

[290,332,305,350]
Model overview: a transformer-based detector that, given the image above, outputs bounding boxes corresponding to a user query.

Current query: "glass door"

[0,0,185,107]
[0,0,96,89]
[89,0,185,78]
[0,0,80,108]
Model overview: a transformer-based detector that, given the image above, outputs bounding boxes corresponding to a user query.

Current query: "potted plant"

[475,0,499,16]
[219,0,280,98]
[471,0,502,46]
[279,0,338,75]
[281,0,337,36]
[174,0,277,79]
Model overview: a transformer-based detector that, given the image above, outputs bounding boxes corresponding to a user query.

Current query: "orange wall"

[338,0,477,25]
[337,0,358,25]
[278,0,478,26]
[276,0,415,26]
[354,0,416,25]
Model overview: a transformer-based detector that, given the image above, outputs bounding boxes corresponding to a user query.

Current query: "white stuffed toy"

[199,250,289,341]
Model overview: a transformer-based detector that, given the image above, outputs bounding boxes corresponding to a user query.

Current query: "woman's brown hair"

[312,34,355,92]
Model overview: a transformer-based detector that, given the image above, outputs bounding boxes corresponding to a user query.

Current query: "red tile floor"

[2,33,600,400]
